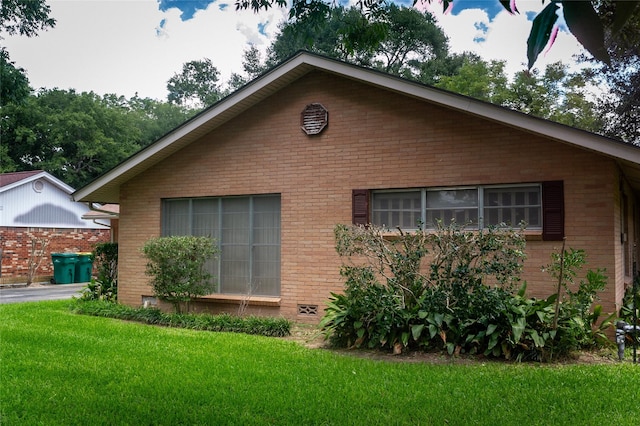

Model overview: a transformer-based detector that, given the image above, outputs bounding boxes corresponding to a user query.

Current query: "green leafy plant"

[80,242,118,302]
[71,299,291,337]
[141,236,218,313]
[325,223,528,355]
[325,223,612,361]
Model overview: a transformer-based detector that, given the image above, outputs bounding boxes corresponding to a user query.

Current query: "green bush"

[71,300,291,337]
[323,223,612,361]
[142,236,218,313]
[80,242,118,302]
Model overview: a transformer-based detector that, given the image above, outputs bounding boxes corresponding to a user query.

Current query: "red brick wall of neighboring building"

[0,227,111,283]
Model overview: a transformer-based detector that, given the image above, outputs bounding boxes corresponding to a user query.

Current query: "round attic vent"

[300,103,328,135]
[32,179,44,193]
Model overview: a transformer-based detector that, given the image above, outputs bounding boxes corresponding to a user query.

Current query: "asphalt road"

[0,283,85,304]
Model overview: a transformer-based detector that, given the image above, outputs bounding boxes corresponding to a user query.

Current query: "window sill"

[197,294,281,307]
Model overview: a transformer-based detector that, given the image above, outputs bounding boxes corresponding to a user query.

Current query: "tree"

[435,55,510,104]
[0,50,31,106]
[372,4,449,79]
[589,0,640,143]
[166,59,222,110]
[2,88,194,186]
[266,4,452,81]
[0,0,55,38]
[436,57,603,134]
[2,89,143,187]
[504,63,602,133]
[266,6,381,67]
[226,45,268,93]
[125,94,196,144]
[236,0,638,69]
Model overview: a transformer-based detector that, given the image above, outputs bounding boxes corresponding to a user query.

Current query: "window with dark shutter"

[352,189,370,225]
[542,181,564,241]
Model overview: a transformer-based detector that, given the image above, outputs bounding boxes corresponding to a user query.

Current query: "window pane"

[222,198,250,244]
[220,245,250,294]
[372,191,421,228]
[426,189,478,228]
[192,199,218,238]
[483,186,541,228]
[252,196,281,296]
[162,199,190,235]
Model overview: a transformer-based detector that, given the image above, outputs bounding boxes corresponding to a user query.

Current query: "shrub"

[70,300,291,337]
[141,236,218,313]
[326,222,528,354]
[323,223,612,361]
[80,242,118,302]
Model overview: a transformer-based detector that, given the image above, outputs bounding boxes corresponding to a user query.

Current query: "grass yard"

[1,300,639,425]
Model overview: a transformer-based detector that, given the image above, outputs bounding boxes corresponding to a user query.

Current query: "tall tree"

[166,59,222,110]
[2,89,143,187]
[590,0,640,143]
[0,50,30,106]
[0,0,55,38]
[266,4,455,82]
[435,55,510,105]
[236,0,637,69]
[227,45,268,93]
[2,88,193,184]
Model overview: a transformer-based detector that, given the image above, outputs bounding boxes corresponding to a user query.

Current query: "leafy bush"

[142,236,218,313]
[80,242,118,302]
[323,223,612,361]
[71,300,291,337]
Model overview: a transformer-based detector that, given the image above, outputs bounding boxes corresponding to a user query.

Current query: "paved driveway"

[0,283,85,304]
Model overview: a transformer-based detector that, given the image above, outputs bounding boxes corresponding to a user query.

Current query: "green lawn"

[1,300,639,425]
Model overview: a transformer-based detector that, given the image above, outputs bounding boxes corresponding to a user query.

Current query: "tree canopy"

[166,59,222,109]
[236,0,639,69]
[0,0,55,38]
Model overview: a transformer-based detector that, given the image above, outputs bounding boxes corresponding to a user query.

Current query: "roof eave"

[72,51,640,203]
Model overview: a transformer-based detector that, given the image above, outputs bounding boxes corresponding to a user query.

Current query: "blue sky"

[3,0,585,100]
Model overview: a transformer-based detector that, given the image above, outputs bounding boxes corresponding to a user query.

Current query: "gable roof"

[1,170,75,194]
[0,170,42,188]
[73,51,640,204]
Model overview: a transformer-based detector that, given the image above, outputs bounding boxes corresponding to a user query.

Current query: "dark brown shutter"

[542,181,564,241]
[352,189,370,226]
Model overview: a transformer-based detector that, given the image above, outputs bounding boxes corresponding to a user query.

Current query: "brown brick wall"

[117,71,625,321]
[0,227,111,282]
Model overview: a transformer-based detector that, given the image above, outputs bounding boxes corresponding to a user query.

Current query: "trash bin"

[74,252,94,283]
[51,253,78,284]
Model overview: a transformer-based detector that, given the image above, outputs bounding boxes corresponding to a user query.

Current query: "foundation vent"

[297,304,319,316]
[142,296,158,308]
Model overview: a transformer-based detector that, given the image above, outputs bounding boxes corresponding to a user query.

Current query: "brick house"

[73,52,640,322]
[0,170,112,283]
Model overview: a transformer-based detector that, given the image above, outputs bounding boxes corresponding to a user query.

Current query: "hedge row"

[71,300,291,337]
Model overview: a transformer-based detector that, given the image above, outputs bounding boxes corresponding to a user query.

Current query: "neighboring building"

[73,52,640,322]
[0,170,111,283]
